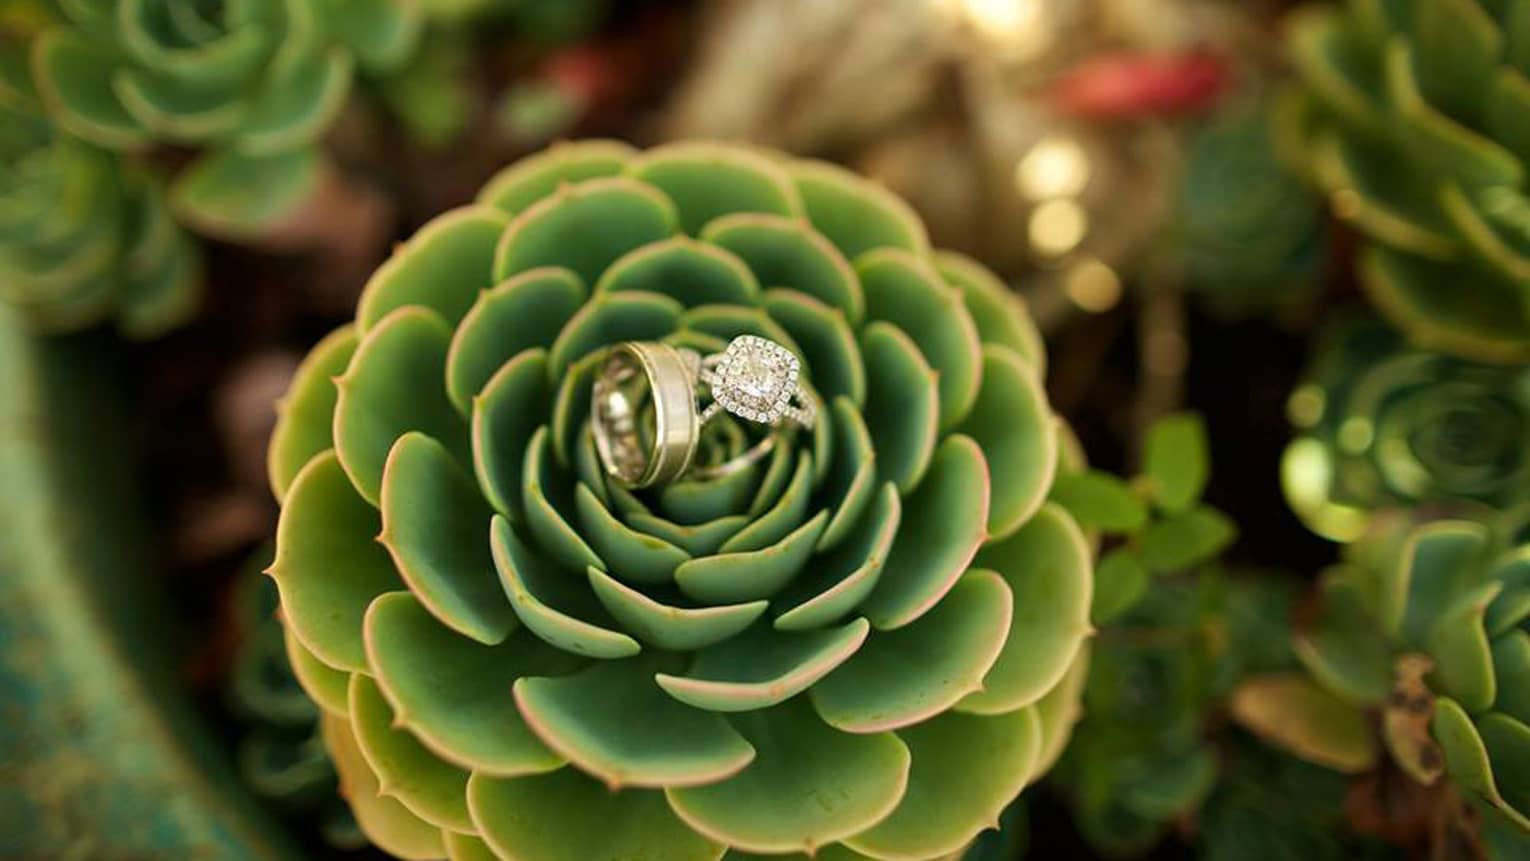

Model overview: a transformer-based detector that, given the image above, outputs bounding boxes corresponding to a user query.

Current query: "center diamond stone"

[735,353,778,398]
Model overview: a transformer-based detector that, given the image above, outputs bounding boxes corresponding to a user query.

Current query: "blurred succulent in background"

[1176,107,1328,318]
[1195,735,1400,861]
[1283,0,1530,363]
[266,140,1093,859]
[1053,571,1300,856]
[0,44,200,336]
[226,561,362,851]
[1049,412,1237,625]
[30,0,420,242]
[1283,318,1530,543]
[1232,516,1530,848]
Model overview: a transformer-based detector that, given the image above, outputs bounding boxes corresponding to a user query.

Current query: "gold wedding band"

[591,342,700,489]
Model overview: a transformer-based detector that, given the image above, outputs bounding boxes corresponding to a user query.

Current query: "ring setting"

[700,335,815,429]
[591,335,815,490]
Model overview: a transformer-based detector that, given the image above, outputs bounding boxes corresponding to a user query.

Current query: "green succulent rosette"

[1283,318,1530,542]
[30,0,420,241]
[265,140,1093,860]
[1239,518,1530,836]
[1179,108,1326,318]
[0,45,199,336]
[1283,0,1530,363]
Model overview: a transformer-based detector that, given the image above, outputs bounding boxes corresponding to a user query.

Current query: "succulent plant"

[1179,108,1327,317]
[0,45,199,336]
[1232,517,1530,838]
[1055,573,1297,856]
[29,0,420,242]
[227,565,364,851]
[266,140,1093,860]
[1283,318,1530,542]
[1050,412,1237,624]
[1283,0,1530,363]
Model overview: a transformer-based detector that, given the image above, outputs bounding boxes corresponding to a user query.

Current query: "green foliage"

[1053,571,1305,856]
[1179,107,1328,316]
[1282,0,1530,363]
[266,140,1093,860]
[28,0,421,241]
[1235,515,1530,835]
[1198,738,1399,861]
[1051,412,1236,625]
[226,562,362,851]
[1282,317,1530,542]
[0,45,199,336]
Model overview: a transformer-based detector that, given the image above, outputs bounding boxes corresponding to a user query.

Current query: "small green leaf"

[322,713,446,859]
[665,698,910,854]
[627,141,803,235]
[811,570,1012,733]
[843,707,1042,860]
[378,432,512,645]
[1138,505,1237,573]
[1048,470,1148,533]
[701,212,863,325]
[860,435,990,629]
[655,618,869,713]
[1143,412,1210,512]
[858,248,983,431]
[791,158,929,261]
[169,147,321,241]
[469,769,721,861]
[1090,548,1149,624]
[1230,673,1379,774]
[514,658,756,789]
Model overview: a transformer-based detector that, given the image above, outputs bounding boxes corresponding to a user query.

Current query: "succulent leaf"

[269,141,1086,859]
[1285,0,1530,360]
[0,46,199,334]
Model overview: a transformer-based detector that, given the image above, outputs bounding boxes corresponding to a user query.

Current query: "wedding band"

[591,342,700,489]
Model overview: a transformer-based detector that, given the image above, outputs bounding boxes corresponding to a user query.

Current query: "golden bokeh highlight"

[1030,198,1089,257]
[1063,258,1122,312]
[1016,136,1091,201]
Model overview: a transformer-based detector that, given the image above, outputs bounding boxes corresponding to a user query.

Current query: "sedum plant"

[0,45,199,336]
[1283,0,1530,363]
[1232,517,1530,842]
[266,140,1093,860]
[1053,572,1299,856]
[1048,412,1237,625]
[1283,318,1530,543]
[31,0,420,240]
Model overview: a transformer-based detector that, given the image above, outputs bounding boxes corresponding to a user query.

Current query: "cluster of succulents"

[1283,318,1530,542]
[1053,572,1302,856]
[1283,0,1530,363]
[26,0,421,244]
[0,44,200,336]
[1233,517,1530,843]
[267,140,1094,859]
